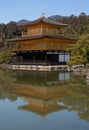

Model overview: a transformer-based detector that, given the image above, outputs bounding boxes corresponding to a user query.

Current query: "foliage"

[0,49,12,64]
[0,21,21,39]
[0,21,22,64]
[67,34,89,66]
[57,12,89,38]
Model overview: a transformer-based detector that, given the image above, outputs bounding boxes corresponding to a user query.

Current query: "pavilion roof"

[7,35,77,42]
[18,16,68,27]
[18,104,65,117]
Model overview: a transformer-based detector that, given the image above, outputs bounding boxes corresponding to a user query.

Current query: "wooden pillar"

[33,52,35,65]
[45,53,47,65]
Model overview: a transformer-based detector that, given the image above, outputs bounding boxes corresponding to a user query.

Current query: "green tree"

[67,34,89,66]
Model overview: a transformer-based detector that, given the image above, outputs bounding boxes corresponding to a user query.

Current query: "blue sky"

[0,0,89,23]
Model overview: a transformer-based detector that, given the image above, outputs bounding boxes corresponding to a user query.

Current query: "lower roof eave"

[7,35,77,42]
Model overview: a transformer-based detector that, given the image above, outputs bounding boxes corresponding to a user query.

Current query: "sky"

[0,0,89,23]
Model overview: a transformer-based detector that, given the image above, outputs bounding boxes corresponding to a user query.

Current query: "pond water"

[0,69,89,130]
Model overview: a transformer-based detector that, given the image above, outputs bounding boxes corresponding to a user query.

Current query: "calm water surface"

[0,69,89,130]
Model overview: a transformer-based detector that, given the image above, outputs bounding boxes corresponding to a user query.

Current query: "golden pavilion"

[8,15,77,67]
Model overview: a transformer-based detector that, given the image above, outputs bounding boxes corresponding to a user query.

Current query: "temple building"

[8,15,77,67]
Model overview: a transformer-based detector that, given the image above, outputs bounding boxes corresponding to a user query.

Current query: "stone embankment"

[1,64,70,71]
[70,64,89,84]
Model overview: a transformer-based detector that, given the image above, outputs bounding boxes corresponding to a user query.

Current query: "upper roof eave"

[18,16,68,27]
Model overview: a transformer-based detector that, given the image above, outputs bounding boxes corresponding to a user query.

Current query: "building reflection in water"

[11,71,70,85]
[10,71,70,117]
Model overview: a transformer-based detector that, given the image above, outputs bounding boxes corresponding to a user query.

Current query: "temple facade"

[8,16,77,66]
